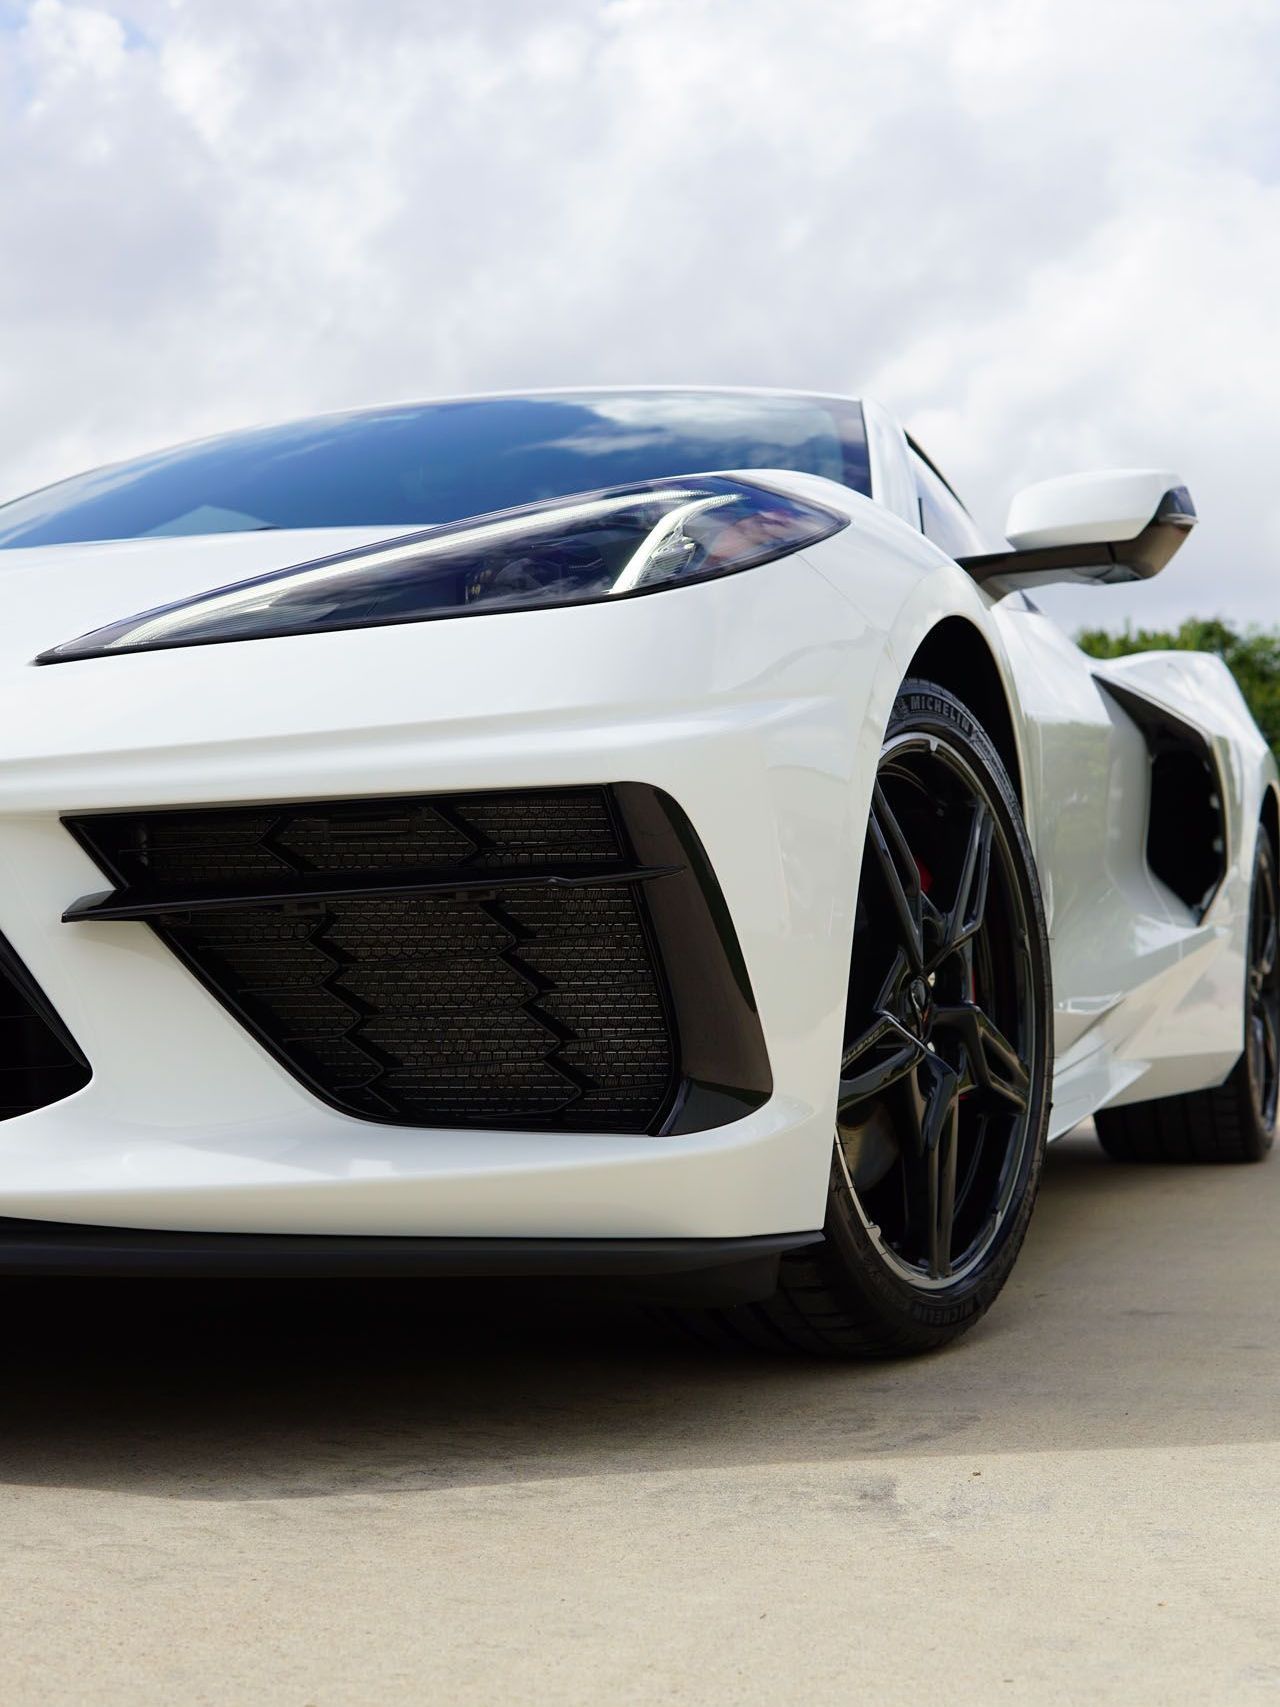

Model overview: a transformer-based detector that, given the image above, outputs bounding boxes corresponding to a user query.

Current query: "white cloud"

[2,0,1279,628]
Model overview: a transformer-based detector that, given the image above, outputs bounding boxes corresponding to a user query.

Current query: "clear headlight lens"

[37,476,847,663]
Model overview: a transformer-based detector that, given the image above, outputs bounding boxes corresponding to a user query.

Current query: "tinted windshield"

[0,390,870,550]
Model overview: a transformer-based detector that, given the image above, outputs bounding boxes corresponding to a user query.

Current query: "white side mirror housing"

[1006,469,1187,550]
[958,469,1196,587]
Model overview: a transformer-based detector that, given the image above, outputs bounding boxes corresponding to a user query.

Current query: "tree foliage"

[1076,619,1280,758]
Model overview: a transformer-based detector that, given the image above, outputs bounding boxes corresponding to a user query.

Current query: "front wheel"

[693,678,1053,1357]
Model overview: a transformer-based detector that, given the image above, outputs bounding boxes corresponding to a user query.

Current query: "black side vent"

[1096,676,1228,919]
[63,786,771,1135]
[0,934,91,1120]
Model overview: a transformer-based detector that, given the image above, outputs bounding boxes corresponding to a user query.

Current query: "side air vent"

[63,785,771,1135]
[0,933,91,1120]
[1096,677,1227,919]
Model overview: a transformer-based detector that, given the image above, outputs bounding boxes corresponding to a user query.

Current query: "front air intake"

[0,933,91,1120]
[63,785,770,1135]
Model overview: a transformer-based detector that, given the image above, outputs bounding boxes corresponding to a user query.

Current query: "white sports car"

[0,388,1273,1355]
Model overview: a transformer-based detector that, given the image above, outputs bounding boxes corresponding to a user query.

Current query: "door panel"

[991,599,1235,1133]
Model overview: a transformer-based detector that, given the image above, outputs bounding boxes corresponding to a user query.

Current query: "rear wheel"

[1095,829,1278,1165]
[689,679,1052,1357]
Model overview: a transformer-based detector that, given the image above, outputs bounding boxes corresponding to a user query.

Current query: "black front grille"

[157,879,672,1128]
[0,933,91,1120]
[67,787,752,1133]
[101,792,629,889]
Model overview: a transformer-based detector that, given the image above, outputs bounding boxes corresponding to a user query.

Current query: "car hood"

[2,527,419,669]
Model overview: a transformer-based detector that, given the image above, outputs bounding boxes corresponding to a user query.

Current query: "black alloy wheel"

[835,726,1038,1290]
[1245,835,1280,1131]
[689,679,1052,1356]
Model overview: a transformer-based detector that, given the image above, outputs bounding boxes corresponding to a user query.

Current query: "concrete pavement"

[2,1125,1278,1704]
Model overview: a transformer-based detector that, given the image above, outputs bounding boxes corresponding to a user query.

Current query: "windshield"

[0,390,870,550]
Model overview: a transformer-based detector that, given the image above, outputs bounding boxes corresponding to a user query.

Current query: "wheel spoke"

[933,1001,1030,1110]
[954,1110,990,1222]
[930,1068,961,1279]
[1262,1004,1279,1081]
[1258,914,1278,981]
[937,800,994,961]
[869,785,939,973]
[838,1012,929,1109]
[898,1053,962,1279]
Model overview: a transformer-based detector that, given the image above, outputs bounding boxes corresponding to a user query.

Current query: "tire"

[1095,830,1279,1166]
[685,677,1053,1357]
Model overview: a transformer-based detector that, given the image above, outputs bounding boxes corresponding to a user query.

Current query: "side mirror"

[958,469,1197,587]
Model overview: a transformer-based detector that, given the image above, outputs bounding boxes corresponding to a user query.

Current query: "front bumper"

[0,550,882,1239]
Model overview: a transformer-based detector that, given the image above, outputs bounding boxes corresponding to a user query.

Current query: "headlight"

[36,476,847,663]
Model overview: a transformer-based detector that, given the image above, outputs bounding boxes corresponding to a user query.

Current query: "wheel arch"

[905,617,1025,808]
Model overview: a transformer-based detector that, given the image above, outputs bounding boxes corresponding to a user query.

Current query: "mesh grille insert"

[65,788,681,1132]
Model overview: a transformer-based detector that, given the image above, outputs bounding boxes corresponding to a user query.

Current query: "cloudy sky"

[3,0,1278,632]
